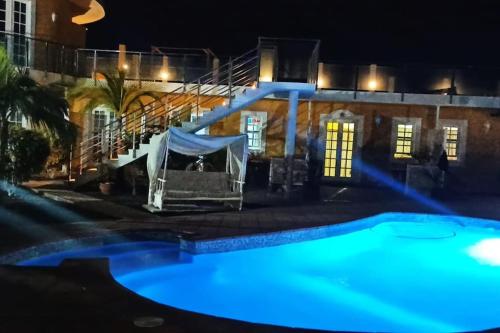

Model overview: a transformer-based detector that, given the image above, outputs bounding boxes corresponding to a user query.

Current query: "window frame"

[240,110,267,153]
[391,117,422,162]
[441,119,468,165]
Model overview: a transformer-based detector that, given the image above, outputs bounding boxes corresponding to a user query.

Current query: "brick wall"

[34,0,87,47]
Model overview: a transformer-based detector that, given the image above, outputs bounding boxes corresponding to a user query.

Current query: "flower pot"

[99,182,113,195]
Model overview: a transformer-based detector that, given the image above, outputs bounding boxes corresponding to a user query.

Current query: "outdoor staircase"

[70,48,316,187]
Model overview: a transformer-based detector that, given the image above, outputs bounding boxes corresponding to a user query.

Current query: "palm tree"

[0,47,76,177]
[68,70,162,123]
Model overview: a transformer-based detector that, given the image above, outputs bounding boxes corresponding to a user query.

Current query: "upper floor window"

[0,0,31,35]
[0,1,6,33]
[392,117,421,160]
[240,111,267,153]
[92,109,115,134]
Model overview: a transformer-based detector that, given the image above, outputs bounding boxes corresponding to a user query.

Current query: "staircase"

[70,48,315,187]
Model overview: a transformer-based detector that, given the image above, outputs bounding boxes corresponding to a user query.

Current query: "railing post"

[44,41,49,76]
[68,144,73,182]
[101,128,106,159]
[79,142,84,175]
[109,125,114,160]
[60,45,65,79]
[353,65,359,100]
[132,111,137,158]
[75,49,79,76]
[228,57,233,107]
[138,52,142,88]
[93,49,97,85]
[196,78,201,119]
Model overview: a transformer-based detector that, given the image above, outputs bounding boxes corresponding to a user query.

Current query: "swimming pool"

[19,213,500,332]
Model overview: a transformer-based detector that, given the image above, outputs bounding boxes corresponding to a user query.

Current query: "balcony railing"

[1,31,500,98]
[317,63,500,97]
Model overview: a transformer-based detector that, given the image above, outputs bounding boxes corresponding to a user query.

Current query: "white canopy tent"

[146,128,248,210]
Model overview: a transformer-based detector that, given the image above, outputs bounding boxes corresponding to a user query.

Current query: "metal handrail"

[74,49,259,174]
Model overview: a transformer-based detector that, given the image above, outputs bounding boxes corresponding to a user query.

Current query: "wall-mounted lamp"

[122,63,129,71]
[484,121,491,134]
[375,114,382,127]
[368,80,378,91]
[159,71,169,81]
[51,12,57,23]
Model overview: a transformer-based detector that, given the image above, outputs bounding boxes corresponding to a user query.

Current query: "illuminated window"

[324,121,338,177]
[394,124,414,159]
[241,111,266,152]
[246,116,263,150]
[443,126,459,161]
[324,121,355,178]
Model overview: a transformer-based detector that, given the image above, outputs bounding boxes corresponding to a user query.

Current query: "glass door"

[324,121,356,179]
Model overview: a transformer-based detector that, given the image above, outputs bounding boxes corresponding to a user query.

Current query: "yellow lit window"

[339,122,355,178]
[443,126,459,161]
[324,121,339,177]
[394,124,413,159]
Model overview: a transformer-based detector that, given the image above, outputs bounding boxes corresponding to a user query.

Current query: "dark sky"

[88,1,500,66]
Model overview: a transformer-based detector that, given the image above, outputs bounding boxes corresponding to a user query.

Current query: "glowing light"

[222,100,227,106]
[122,63,129,71]
[468,239,500,266]
[159,71,169,81]
[317,78,325,88]
[259,76,272,82]
[251,82,257,89]
[368,80,377,91]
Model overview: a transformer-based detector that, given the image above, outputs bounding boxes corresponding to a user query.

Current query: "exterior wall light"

[484,121,491,134]
[260,76,272,82]
[368,80,378,91]
[122,63,129,71]
[51,12,57,23]
[160,71,169,81]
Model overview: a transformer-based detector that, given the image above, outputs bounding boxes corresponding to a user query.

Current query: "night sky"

[88,1,500,67]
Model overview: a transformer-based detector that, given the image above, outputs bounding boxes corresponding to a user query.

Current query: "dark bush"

[7,127,51,183]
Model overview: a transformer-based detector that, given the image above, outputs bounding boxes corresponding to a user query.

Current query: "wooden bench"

[152,169,243,211]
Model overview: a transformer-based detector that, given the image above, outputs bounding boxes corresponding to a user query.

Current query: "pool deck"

[1,183,500,332]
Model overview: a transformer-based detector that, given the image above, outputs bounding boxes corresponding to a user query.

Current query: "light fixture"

[368,80,377,91]
[51,12,57,23]
[375,114,382,127]
[317,78,325,89]
[484,121,491,133]
[122,63,129,71]
[159,71,169,81]
[222,100,227,106]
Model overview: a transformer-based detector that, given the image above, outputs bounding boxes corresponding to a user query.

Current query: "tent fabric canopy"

[147,127,248,206]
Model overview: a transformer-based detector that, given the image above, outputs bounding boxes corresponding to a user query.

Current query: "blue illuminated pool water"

[20,213,500,332]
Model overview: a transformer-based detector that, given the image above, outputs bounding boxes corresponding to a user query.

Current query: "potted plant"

[98,163,113,195]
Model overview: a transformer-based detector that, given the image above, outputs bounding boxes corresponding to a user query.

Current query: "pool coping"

[4,212,500,265]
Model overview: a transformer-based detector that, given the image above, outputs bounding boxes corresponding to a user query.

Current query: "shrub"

[7,127,51,183]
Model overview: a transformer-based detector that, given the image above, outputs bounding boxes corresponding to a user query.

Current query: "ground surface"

[1,180,500,332]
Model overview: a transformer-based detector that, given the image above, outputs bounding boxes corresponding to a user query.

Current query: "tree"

[67,70,162,118]
[0,47,76,178]
[7,127,51,184]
